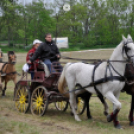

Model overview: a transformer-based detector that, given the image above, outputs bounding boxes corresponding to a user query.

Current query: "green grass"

[60,44,116,52]
[0,45,28,53]
[0,40,8,44]
[0,115,44,134]
[0,51,134,134]
[0,44,117,53]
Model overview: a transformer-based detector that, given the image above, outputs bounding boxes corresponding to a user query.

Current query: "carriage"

[14,61,86,116]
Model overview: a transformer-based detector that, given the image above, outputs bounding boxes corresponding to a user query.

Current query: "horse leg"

[0,75,2,91]
[13,76,17,98]
[111,92,122,128]
[69,92,81,121]
[129,95,134,126]
[2,81,7,96]
[85,93,92,119]
[105,91,122,129]
[0,63,4,91]
[97,94,109,116]
[70,97,78,116]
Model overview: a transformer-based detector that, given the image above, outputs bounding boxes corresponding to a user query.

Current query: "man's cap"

[33,39,42,45]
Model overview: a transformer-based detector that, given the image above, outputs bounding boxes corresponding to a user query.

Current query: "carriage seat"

[37,61,50,77]
[22,62,50,77]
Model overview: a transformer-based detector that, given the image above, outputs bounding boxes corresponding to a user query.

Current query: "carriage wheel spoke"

[17,90,21,97]
[24,103,26,111]
[14,84,30,113]
[31,86,48,116]
[60,102,62,109]
[38,88,40,96]
[32,103,37,110]
[62,102,65,108]
[32,98,37,102]
[58,102,60,108]
[39,89,44,97]
[55,101,68,112]
[15,101,20,109]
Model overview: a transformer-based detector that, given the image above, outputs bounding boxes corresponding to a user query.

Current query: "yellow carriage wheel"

[31,86,48,116]
[76,97,86,115]
[55,101,68,111]
[14,84,31,113]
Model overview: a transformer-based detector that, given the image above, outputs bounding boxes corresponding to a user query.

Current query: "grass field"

[0,50,134,134]
[0,44,117,53]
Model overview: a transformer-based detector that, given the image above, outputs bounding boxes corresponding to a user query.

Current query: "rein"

[60,43,134,95]
[0,62,20,76]
[5,71,18,76]
[61,61,133,96]
[61,56,130,63]
[0,61,16,64]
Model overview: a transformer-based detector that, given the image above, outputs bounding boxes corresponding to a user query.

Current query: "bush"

[9,42,14,47]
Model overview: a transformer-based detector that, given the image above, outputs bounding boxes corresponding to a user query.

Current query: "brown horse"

[0,51,17,96]
[0,49,3,60]
[0,49,3,90]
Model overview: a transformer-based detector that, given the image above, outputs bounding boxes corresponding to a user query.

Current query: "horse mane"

[8,51,15,56]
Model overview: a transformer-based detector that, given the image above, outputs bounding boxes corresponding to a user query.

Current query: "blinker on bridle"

[123,40,134,61]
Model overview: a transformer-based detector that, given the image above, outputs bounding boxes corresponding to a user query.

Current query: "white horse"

[58,35,134,129]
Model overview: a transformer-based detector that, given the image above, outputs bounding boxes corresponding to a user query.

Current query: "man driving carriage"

[27,33,63,73]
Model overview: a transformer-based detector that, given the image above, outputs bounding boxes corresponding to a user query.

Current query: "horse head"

[8,51,16,64]
[122,35,134,65]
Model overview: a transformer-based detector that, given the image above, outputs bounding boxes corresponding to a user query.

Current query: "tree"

[0,0,20,45]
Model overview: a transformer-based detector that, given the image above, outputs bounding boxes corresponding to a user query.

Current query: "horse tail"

[58,63,71,98]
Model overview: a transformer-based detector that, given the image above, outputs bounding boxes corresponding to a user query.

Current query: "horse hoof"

[107,115,113,122]
[114,123,122,129]
[88,116,93,120]
[75,116,81,121]
[130,121,134,126]
[104,111,108,116]
[70,112,74,116]
[76,119,81,121]
[75,118,81,121]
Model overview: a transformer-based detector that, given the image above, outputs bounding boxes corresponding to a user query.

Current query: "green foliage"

[18,30,25,39]
[0,0,134,51]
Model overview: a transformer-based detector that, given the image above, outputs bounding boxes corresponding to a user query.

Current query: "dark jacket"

[30,40,60,62]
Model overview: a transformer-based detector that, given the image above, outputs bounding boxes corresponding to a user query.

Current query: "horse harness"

[0,62,17,76]
[62,40,134,95]
[92,61,126,95]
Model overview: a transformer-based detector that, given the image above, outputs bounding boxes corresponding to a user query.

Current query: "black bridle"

[8,55,17,64]
[60,40,134,95]
[123,40,134,61]
[102,40,134,85]
[80,42,134,95]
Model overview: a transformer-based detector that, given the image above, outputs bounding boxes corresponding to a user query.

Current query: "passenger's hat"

[33,39,42,45]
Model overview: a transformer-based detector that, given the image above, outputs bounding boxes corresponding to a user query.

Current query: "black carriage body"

[17,61,61,91]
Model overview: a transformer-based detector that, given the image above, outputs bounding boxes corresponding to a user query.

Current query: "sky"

[18,0,54,5]
[17,0,62,13]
